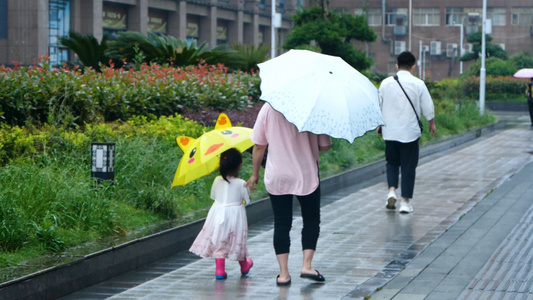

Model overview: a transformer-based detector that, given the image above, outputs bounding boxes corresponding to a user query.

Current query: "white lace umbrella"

[258,49,384,143]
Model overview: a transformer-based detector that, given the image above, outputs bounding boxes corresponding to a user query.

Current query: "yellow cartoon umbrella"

[172,113,254,187]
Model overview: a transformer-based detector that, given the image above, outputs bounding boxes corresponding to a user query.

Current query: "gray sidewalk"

[61,112,533,300]
[369,159,533,300]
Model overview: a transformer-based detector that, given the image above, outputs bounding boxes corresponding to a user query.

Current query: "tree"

[508,51,533,70]
[460,32,508,62]
[283,6,377,71]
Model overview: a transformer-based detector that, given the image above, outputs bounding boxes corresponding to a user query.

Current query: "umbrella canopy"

[258,49,385,143]
[172,113,253,187]
[514,68,533,79]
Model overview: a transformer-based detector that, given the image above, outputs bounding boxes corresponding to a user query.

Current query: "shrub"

[0,59,260,127]
[461,76,527,100]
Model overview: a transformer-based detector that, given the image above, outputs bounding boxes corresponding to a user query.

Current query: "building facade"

[0,0,532,80]
[332,0,533,80]
[0,0,307,67]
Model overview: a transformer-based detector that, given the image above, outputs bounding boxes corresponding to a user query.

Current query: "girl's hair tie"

[222,156,227,160]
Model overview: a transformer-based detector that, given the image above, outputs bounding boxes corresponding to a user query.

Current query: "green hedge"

[462,76,528,100]
[0,59,261,127]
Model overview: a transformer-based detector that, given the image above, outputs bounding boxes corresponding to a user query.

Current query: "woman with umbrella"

[247,50,384,286]
[513,68,533,126]
[246,103,331,286]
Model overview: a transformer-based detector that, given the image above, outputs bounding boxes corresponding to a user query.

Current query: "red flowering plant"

[0,57,261,127]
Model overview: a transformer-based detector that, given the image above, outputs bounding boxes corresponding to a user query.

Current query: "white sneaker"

[399,200,414,213]
[386,190,397,210]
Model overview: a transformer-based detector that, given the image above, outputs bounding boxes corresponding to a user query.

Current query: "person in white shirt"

[377,51,437,213]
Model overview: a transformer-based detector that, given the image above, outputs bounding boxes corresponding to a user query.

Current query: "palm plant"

[59,31,111,72]
[106,31,238,68]
[228,43,270,72]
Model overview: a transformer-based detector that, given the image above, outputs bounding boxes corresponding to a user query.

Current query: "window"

[216,21,228,45]
[186,16,200,44]
[446,8,465,25]
[511,8,533,26]
[279,0,285,13]
[0,0,6,39]
[49,0,70,66]
[488,8,506,26]
[148,10,168,34]
[446,7,482,25]
[385,8,408,26]
[368,8,382,26]
[259,0,266,9]
[414,8,440,26]
[355,8,381,26]
[103,4,128,38]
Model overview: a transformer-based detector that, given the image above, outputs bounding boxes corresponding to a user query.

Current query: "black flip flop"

[300,269,325,282]
[276,275,291,286]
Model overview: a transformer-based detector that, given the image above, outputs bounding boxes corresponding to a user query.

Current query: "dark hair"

[397,51,416,70]
[219,148,242,182]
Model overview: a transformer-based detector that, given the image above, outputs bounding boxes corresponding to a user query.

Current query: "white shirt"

[378,70,435,143]
[210,176,250,206]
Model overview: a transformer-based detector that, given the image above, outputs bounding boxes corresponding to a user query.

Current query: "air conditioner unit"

[430,41,442,55]
[446,43,458,58]
[499,43,506,50]
[468,13,480,24]
[394,25,406,36]
[396,14,407,26]
[394,41,406,55]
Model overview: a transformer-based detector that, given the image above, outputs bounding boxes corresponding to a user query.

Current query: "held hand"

[246,174,259,191]
[376,126,382,137]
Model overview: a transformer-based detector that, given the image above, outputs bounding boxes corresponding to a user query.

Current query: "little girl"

[189,148,253,279]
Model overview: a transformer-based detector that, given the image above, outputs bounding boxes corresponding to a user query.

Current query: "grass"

[0,100,497,283]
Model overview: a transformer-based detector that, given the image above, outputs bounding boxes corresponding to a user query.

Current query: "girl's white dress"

[189,176,251,261]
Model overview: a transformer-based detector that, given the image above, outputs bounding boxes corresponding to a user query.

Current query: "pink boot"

[239,257,254,276]
[215,258,227,280]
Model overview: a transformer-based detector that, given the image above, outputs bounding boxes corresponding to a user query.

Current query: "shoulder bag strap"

[393,75,423,132]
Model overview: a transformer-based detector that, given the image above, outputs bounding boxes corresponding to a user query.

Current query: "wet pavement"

[60,111,533,300]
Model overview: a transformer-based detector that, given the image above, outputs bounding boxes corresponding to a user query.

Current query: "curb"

[0,121,507,300]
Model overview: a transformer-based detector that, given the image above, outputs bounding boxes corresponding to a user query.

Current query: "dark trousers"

[269,186,321,255]
[385,139,419,199]
[527,98,533,126]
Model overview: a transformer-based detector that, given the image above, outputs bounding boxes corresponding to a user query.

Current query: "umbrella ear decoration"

[215,113,232,130]
[176,136,196,153]
[171,112,254,187]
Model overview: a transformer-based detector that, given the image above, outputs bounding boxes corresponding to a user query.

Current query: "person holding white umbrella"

[247,49,384,286]
[246,103,331,286]
[513,68,533,126]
